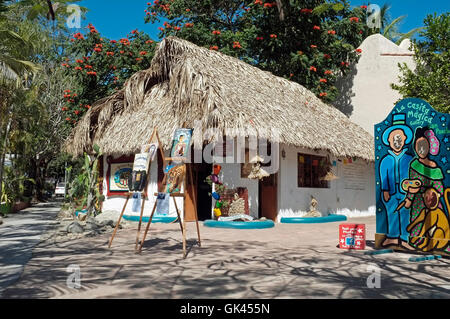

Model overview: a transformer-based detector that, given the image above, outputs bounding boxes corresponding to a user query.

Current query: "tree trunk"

[0,119,11,203]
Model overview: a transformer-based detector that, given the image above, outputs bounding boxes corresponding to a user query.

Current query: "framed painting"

[141,142,159,162]
[106,155,134,197]
[170,128,193,161]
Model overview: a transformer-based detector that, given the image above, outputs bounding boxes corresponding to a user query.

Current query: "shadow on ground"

[2,227,449,299]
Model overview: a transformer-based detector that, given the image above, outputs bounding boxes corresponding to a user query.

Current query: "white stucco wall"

[334,34,415,135]
[101,154,182,219]
[278,145,375,221]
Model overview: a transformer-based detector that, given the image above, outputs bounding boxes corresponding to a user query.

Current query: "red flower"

[66,117,71,121]
[232,41,242,49]
[328,30,336,35]
[186,8,191,12]
[297,51,303,55]
[140,51,148,56]
[74,110,80,115]
[355,48,362,54]
[106,52,114,56]
[319,92,328,97]
[360,5,367,9]
[319,78,327,83]
[256,36,264,40]
[209,45,219,51]
[254,0,263,4]
[349,17,360,23]
[310,66,317,72]
[85,105,91,109]
[310,45,317,49]
[74,66,82,71]
[185,23,194,28]
[324,70,332,75]
[110,40,117,44]
[300,8,313,14]
[270,34,277,38]
[313,25,321,30]
[212,30,221,35]
[289,73,294,77]
[323,54,331,59]
[146,40,154,44]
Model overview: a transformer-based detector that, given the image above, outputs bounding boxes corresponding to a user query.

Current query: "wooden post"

[134,193,147,250]
[108,194,130,248]
[188,163,201,247]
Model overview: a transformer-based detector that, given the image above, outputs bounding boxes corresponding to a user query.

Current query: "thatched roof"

[65,36,374,161]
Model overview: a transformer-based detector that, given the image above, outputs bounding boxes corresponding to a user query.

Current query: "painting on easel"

[163,164,186,193]
[170,128,193,161]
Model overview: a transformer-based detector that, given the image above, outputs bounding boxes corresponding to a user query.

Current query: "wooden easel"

[108,127,201,259]
[108,127,165,249]
[137,145,201,258]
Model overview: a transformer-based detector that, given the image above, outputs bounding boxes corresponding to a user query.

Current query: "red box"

[339,223,366,250]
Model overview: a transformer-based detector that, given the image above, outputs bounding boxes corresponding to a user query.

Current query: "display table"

[204,219,275,229]
[280,214,347,224]
[123,215,178,223]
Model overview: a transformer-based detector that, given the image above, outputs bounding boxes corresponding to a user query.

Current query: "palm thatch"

[65,36,374,161]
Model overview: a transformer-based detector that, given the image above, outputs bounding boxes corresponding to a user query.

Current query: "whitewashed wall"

[101,154,182,219]
[334,34,415,135]
[278,145,375,221]
[100,143,375,222]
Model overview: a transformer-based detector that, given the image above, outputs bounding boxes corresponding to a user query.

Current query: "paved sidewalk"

[2,215,450,299]
[0,201,60,297]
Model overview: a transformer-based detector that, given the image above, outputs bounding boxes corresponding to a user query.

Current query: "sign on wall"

[374,98,449,255]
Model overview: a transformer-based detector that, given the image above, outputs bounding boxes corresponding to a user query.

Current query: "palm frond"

[395,27,424,45]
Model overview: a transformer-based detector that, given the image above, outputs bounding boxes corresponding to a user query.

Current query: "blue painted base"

[364,249,394,256]
[409,255,442,262]
[280,214,347,224]
[123,215,178,223]
[74,209,87,217]
[204,219,275,229]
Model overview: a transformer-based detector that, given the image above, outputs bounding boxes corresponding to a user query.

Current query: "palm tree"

[369,3,423,45]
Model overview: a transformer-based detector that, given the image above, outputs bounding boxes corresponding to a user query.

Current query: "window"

[297,153,329,188]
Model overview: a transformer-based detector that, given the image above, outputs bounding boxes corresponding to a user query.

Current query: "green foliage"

[392,13,449,113]
[60,26,157,127]
[67,145,104,215]
[1,166,35,205]
[144,0,370,102]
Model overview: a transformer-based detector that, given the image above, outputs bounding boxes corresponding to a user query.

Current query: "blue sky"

[76,0,450,41]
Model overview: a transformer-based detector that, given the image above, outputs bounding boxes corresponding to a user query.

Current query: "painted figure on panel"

[379,113,414,249]
[398,127,450,252]
[375,98,449,255]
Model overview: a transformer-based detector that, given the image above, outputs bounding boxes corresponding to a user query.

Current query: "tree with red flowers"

[144,0,371,102]
[61,25,157,126]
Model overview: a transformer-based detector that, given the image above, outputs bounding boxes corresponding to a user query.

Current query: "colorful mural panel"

[375,98,449,255]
